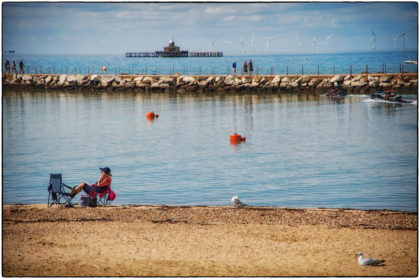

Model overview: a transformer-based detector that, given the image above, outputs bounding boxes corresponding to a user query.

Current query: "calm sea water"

[3,90,418,211]
[2,50,418,76]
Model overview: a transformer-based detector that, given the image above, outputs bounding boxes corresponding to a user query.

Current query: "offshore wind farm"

[203,31,412,55]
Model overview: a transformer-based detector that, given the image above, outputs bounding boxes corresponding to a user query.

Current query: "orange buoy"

[146,112,155,119]
[230,133,242,142]
[230,133,246,143]
[102,66,107,72]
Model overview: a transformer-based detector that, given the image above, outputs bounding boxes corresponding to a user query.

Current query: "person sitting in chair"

[70,167,112,198]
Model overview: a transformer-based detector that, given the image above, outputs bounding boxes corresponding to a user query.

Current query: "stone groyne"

[2,73,418,93]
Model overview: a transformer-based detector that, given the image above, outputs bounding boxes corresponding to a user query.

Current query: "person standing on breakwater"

[243,60,248,75]
[232,61,237,75]
[19,60,24,74]
[248,59,253,76]
[69,167,112,198]
[4,60,10,74]
[11,61,17,74]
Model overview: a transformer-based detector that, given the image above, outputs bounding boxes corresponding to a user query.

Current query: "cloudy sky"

[2,2,418,55]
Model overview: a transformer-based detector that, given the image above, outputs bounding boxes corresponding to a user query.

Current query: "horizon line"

[3,49,418,57]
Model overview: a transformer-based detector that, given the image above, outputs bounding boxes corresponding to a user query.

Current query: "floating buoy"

[102,66,107,72]
[230,133,246,143]
[146,112,159,119]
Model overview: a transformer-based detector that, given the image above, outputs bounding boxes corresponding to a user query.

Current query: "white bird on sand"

[357,252,385,266]
[231,195,247,207]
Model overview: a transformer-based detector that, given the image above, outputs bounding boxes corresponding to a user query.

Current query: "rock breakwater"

[3,73,418,93]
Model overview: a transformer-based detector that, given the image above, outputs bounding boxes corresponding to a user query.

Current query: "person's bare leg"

[70,182,85,194]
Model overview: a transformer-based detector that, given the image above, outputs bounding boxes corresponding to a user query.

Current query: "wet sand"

[3,204,417,276]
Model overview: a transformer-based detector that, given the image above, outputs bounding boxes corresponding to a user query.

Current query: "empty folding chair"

[47,173,74,207]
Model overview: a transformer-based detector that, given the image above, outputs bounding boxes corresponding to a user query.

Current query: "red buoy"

[146,112,156,119]
[230,133,246,143]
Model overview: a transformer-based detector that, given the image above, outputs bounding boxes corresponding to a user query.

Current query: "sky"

[2,2,418,55]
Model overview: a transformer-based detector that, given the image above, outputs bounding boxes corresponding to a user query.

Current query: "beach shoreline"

[3,204,417,276]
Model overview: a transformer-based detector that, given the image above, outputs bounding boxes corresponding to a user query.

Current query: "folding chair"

[89,187,112,206]
[47,173,74,207]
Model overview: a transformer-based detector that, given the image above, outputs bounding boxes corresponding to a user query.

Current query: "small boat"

[371,90,414,103]
[403,59,417,64]
[324,88,347,97]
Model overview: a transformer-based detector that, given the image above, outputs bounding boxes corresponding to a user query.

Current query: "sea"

[2,50,418,76]
[3,90,418,212]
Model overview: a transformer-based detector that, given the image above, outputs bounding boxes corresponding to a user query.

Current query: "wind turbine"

[392,36,398,49]
[250,34,255,53]
[296,33,302,53]
[265,36,274,53]
[324,35,333,52]
[399,33,407,49]
[370,31,376,50]
[223,39,232,53]
[312,36,317,52]
[369,37,374,50]
[240,35,244,54]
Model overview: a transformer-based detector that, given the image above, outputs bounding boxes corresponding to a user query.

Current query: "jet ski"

[324,88,347,97]
[371,89,414,103]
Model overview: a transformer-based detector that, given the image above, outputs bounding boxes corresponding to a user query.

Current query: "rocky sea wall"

[2,73,418,94]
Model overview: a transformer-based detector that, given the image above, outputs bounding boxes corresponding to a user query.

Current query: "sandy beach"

[2,204,417,277]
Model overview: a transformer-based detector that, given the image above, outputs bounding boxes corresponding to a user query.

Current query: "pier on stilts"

[126,40,223,58]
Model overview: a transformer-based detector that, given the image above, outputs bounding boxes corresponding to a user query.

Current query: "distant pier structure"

[126,40,223,58]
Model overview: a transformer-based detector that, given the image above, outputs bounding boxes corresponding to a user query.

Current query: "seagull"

[231,195,247,207]
[357,252,385,266]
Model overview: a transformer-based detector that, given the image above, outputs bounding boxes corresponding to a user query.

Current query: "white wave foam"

[349,94,369,98]
[361,98,416,105]
[361,98,380,103]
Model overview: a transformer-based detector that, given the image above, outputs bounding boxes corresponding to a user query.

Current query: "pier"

[126,51,223,58]
[126,52,159,58]
[126,40,223,58]
[189,51,223,57]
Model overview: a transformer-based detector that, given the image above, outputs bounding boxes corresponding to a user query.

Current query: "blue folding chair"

[47,173,74,207]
